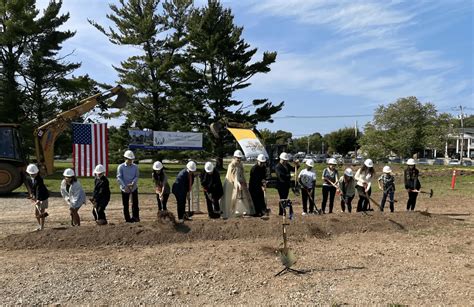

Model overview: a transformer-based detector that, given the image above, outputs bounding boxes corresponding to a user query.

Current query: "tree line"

[1,0,468,164]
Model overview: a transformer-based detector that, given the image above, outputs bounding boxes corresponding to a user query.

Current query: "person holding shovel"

[25,164,49,231]
[249,154,269,217]
[200,161,223,219]
[378,165,395,212]
[404,158,421,211]
[275,152,293,217]
[298,159,318,215]
[60,168,86,226]
[152,161,170,212]
[338,168,356,213]
[221,150,255,219]
[117,150,140,223]
[321,158,339,213]
[172,161,197,223]
[90,164,110,225]
[355,159,375,212]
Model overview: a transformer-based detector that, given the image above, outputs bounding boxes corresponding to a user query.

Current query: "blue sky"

[37,0,473,137]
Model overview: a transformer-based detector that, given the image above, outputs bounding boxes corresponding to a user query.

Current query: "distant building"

[446,127,474,159]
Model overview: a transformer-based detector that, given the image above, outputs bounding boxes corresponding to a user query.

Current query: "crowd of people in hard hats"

[24,149,422,230]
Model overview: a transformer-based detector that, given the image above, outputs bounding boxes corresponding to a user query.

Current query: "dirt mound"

[0,212,458,250]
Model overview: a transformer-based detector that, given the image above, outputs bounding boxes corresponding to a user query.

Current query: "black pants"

[249,187,266,215]
[175,195,186,220]
[356,186,371,212]
[121,189,139,222]
[92,205,107,221]
[204,192,221,218]
[301,188,315,213]
[156,193,170,211]
[277,186,290,215]
[407,191,418,211]
[341,196,354,213]
[321,185,336,213]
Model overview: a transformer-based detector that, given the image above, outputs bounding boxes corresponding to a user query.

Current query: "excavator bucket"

[111,90,128,108]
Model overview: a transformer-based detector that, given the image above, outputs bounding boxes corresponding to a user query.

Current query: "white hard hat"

[257,154,267,162]
[305,159,314,167]
[124,150,135,160]
[152,161,163,171]
[364,159,374,167]
[26,164,39,175]
[407,158,416,166]
[204,162,214,173]
[279,152,289,161]
[233,150,244,158]
[94,164,106,174]
[186,161,197,172]
[383,166,392,173]
[328,158,337,165]
[63,168,75,177]
[344,168,353,177]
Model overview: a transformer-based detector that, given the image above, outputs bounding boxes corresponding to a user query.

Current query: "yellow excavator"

[0,86,127,194]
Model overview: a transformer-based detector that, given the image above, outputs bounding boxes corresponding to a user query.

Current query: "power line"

[273,114,372,119]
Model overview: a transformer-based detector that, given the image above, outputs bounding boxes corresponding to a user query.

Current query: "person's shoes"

[184,215,193,221]
[132,217,140,222]
[302,212,307,216]
[126,219,134,223]
[35,225,42,231]
[177,219,184,223]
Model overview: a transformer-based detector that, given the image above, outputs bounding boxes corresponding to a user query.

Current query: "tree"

[89,0,193,131]
[20,0,80,126]
[1,0,94,157]
[324,127,358,155]
[359,96,452,159]
[176,0,283,167]
[291,133,323,154]
[0,0,37,122]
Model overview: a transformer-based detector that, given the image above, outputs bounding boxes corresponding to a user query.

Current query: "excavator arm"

[34,85,127,175]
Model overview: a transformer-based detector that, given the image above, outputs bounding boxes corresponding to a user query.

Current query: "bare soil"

[0,189,473,305]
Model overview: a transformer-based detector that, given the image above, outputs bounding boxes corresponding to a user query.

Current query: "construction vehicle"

[0,86,127,194]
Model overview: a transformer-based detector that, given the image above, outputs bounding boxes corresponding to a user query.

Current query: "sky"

[36,0,473,137]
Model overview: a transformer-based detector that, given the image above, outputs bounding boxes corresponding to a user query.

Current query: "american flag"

[72,123,108,176]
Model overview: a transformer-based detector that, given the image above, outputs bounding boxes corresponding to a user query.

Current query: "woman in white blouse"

[60,168,86,226]
[354,159,375,212]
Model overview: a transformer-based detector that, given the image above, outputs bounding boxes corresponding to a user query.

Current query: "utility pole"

[307,137,310,154]
[460,105,465,163]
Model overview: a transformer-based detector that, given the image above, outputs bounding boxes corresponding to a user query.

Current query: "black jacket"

[172,169,194,201]
[93,176,111,207]
[249,164,267,190]
[27,176,49,201]
[404,168,421,190]
[275,162,291,189]
[199,169,223,199]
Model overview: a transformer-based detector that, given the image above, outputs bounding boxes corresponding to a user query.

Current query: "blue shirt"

[117,162,139,192]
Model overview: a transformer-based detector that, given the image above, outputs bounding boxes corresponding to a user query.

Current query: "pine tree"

[21,0,81,126]
[89,0,193,131]
[0,0,37,122]
[177,0,283,166]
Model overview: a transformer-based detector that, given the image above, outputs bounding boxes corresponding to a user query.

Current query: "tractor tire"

[0,163,22,194]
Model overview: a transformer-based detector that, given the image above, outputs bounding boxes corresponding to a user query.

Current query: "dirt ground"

[0,187,473,305]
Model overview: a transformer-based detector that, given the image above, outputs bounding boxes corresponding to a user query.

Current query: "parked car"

[448,159,461,165]
[417,158,430,165]
[389,157,403,164]
[433,158,445,165]
[461,159,472,166]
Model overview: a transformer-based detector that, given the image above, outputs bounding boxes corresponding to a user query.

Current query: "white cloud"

[242,0,471,108]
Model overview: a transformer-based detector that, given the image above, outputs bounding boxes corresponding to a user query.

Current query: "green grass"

[16,161,474,198]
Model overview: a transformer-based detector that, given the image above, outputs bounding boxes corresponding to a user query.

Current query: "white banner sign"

[153,131,203,150]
